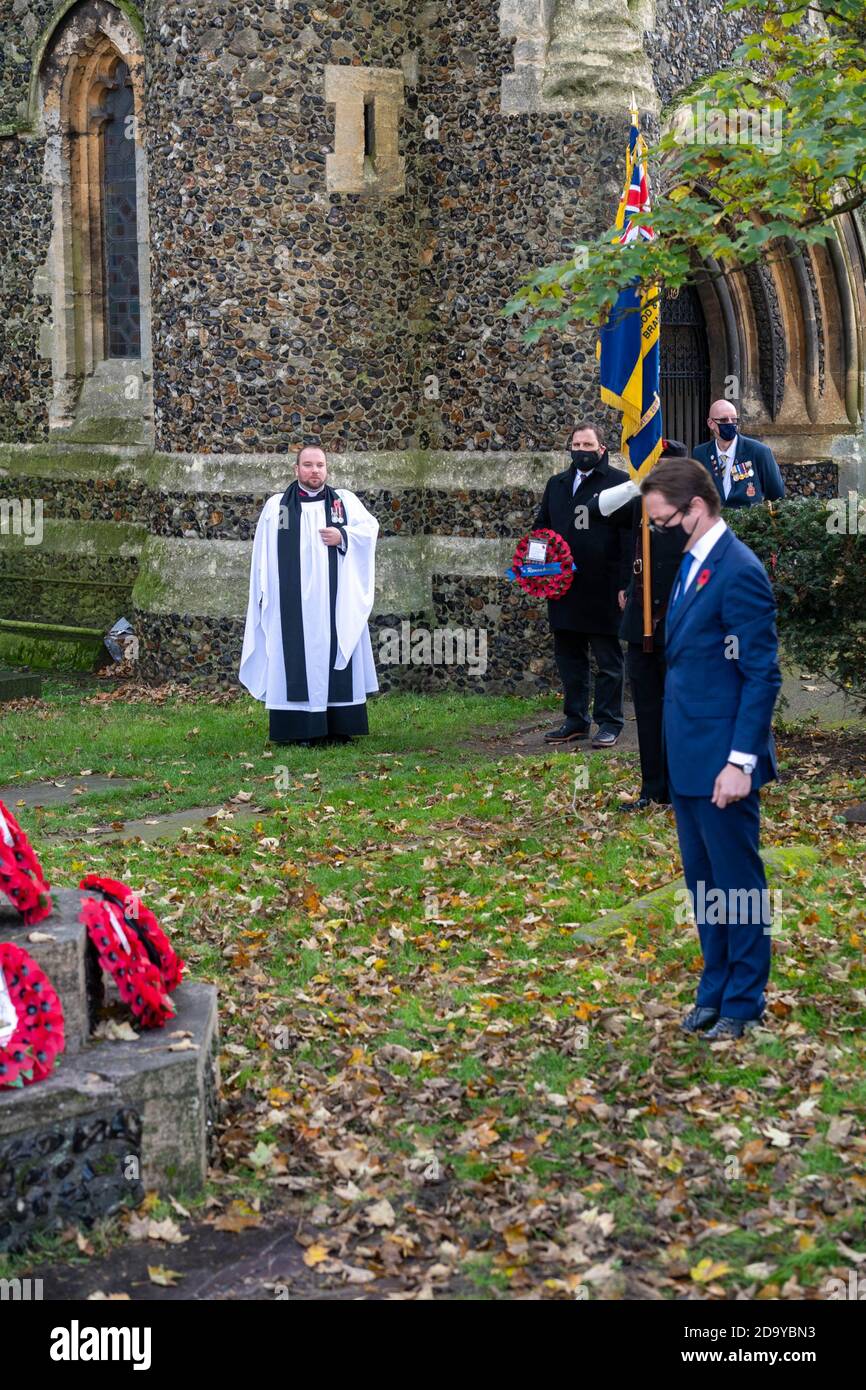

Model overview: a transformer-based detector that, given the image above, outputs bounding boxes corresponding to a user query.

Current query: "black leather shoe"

[680,1006,719,1034]
[592,726,620,748]
[544,722,589,744]
[703,1016,756,1041]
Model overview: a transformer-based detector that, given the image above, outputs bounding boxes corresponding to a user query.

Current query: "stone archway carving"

[690,215,863,444]
[35,0,153,440]
[656,85,864,445]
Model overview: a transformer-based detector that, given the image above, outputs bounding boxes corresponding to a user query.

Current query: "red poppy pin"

[696,568,711,590]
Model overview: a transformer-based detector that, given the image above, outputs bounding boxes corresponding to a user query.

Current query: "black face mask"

[663,523,690,553]
[716,421,738,443]
[660,509,697,555]
[571,449,598,472]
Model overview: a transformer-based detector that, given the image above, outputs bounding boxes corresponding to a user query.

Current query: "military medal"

[331,497,345,524]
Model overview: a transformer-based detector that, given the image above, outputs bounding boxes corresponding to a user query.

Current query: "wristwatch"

[727,756,756,776]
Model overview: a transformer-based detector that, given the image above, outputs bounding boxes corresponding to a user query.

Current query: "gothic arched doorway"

[660,285,711,453]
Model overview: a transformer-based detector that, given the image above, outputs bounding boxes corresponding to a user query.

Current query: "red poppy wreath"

[0,799,52,926]
[0,941,65,1088]
[79,876,185,993]
[79,886,178,1030]
[508,529,575,600]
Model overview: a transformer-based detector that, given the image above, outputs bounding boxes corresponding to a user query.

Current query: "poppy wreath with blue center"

[79,895,175,1030]
[0,799,52,927]
[510,529,575,600]
[0,941,65,1088]
[79,875,184,993]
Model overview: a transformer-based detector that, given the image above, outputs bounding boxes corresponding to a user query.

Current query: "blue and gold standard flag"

[598,108,663,481]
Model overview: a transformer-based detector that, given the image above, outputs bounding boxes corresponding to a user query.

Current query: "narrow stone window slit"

[363,97,376,161]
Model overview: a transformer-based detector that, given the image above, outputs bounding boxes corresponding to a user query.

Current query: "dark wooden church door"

[660,285,711,454]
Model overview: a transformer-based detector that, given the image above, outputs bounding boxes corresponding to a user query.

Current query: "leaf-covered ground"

[1,681,865,1299]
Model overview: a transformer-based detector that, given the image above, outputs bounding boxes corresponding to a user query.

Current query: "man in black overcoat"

[534,423,632,748]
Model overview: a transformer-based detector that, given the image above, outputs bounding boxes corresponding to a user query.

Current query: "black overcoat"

[533,453,633,635]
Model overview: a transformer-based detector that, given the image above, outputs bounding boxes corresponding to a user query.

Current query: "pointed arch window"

[101,60,141,359]
[36,1,152,439]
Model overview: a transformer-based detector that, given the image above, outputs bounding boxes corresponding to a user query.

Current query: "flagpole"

[601,96,659,654]
[641,497,653,652]
[632,94,654,654]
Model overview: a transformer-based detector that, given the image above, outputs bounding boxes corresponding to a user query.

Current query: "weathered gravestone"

[0,668,42,702]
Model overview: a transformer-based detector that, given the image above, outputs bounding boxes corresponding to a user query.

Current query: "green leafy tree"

[506,0,866,340]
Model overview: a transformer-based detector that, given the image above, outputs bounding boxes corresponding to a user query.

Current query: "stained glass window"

[101,62,141,359]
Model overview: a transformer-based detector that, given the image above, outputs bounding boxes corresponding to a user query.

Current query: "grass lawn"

[1,678,865,1299]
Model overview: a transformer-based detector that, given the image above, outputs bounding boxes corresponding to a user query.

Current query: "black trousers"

[553,630,624,732]
[626,637,668,802]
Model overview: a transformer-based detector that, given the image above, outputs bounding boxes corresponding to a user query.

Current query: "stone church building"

[0,0,863,687]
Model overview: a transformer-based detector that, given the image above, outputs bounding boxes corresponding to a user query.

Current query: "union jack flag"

[598,106,663,481]
[616,118,655,245]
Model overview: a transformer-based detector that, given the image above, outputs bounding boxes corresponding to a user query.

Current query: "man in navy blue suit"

[640,457,782,1041]
[692,400,785,508]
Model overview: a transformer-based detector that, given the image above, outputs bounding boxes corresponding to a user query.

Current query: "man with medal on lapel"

[640,456,782,1041]
[240,445,379,746]
[693,400,785,508]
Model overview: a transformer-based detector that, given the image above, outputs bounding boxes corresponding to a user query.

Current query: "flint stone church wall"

[0,0,862,689]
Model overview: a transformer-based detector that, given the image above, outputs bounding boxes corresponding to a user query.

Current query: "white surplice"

[239,488,379,712]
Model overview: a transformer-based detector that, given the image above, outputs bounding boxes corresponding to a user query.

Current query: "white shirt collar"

[686,517,727,570]
[716,435,737,459]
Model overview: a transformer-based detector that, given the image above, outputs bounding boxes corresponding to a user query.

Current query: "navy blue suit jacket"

[693,434,785,509]
[664,527,782,797]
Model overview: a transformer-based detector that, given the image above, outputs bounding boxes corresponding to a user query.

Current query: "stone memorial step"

[0,879,220,1252]
[0,981,219,1252]
[0,887,101,1056]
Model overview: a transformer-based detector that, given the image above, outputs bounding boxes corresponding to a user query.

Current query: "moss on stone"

[115,0,146,44]
[61,416,147,446]
[132,537,250,617]
[129,567,173,614]
[0,517,147,557]
[0,624,103,672]
[0,447,140,481]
